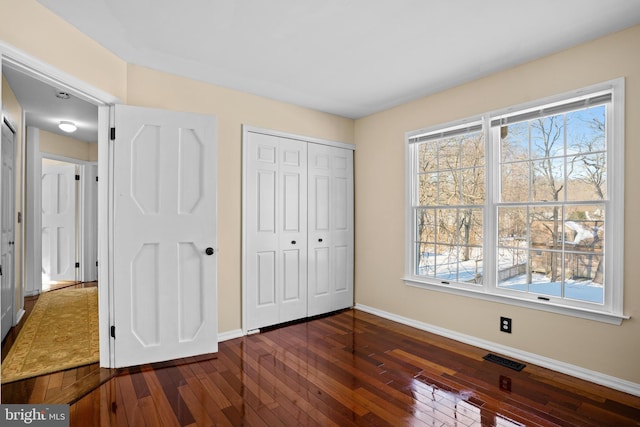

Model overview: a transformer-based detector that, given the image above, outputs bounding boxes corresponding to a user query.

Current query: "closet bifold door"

[245,132,308,330]
[307,143,354,316]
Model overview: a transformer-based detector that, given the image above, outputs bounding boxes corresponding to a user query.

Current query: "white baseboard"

[218,329,244,342]
[14,308,25,326]
[355,303,640,397]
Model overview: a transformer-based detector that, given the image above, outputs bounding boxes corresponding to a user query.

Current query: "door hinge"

[75,262,80,268]
[96,176,99,182]
[0,265,2,276]
[110,325,116,339]
[96,261,99,267]
[110,127,116,140]
[75,174,80,181]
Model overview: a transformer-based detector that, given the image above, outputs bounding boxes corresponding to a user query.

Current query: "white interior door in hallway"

[41,162,77,283]
[244,127,354,331]
[1,119,16,341]
[112,105,218,368]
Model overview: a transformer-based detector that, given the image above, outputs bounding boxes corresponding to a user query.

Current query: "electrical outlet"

[500,316,512,333]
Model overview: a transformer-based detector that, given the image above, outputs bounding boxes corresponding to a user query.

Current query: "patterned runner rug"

[1,287,99,384]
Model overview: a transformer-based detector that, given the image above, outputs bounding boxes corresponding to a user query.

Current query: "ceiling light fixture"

[55,90,71,99]
[58,121,77,133]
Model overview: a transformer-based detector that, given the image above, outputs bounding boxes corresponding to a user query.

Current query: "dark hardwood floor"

[66,311,640,425]
[3,300,639,425]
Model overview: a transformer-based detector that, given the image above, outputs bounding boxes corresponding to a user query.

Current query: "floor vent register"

[483,353,526,371]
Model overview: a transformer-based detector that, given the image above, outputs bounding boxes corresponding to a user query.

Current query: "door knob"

[291,240,297,245]
[205,247,215,255]
[318,238,323,242]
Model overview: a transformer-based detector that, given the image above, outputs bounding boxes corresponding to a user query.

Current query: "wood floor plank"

[140,367,182,427]
[178,381,215,427]
[28,375,51,403]
[136,395,162,427]
[115,373,147,427]
[184,374,234,427]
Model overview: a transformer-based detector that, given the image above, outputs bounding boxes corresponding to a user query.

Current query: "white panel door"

[308,144,354,316]
[245,132,307,330]
[113,105,217,367]
[1,121,16,340]
[82,164,98,281]
[42,163,76,282]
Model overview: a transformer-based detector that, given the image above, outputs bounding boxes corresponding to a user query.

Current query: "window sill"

[403,277,629,325]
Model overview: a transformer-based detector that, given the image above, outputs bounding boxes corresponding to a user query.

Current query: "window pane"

[439,138,460,169]
[416,243,435,276]
[531,115,564,159]
[501,161,529,202]
[498,207,527,247]
[438,170,459,205]
[416,208,436,243]
[460,132,485,168]
[459,247,483,284]
[418,142,438,172]
[460,208,483,246]
[564,205,605,252]
[434,244,459,281]
[418,173,437,205]
[529,250,562,297]
[567,154,606,200]
[566,105,606,153]
[461,167,485,205]
[563,252,604,304]
[437,209,458,245]
[497,247,527,287]
[530,206,563,248]
[532,158,564,202]
[500,122,529,163]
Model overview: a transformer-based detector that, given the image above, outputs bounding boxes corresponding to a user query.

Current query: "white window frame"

[404,78,627,325]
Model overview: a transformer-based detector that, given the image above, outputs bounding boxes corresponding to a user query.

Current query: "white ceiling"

[35,0,640,119]
[5,1,640,144]
[3,64,99,143]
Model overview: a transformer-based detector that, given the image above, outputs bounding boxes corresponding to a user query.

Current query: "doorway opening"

[1,49,109,385]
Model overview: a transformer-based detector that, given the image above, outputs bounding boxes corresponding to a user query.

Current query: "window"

[412,122,485,284]
[405,79,625,324]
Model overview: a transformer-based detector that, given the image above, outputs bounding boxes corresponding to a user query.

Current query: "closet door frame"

[242,125,354,334]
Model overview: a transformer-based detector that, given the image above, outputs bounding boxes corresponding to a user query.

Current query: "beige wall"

[354,24,640,383]
[39,130,96,161]
[2,75,24,316]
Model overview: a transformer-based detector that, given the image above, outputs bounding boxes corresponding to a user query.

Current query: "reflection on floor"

[5,307,639,426]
